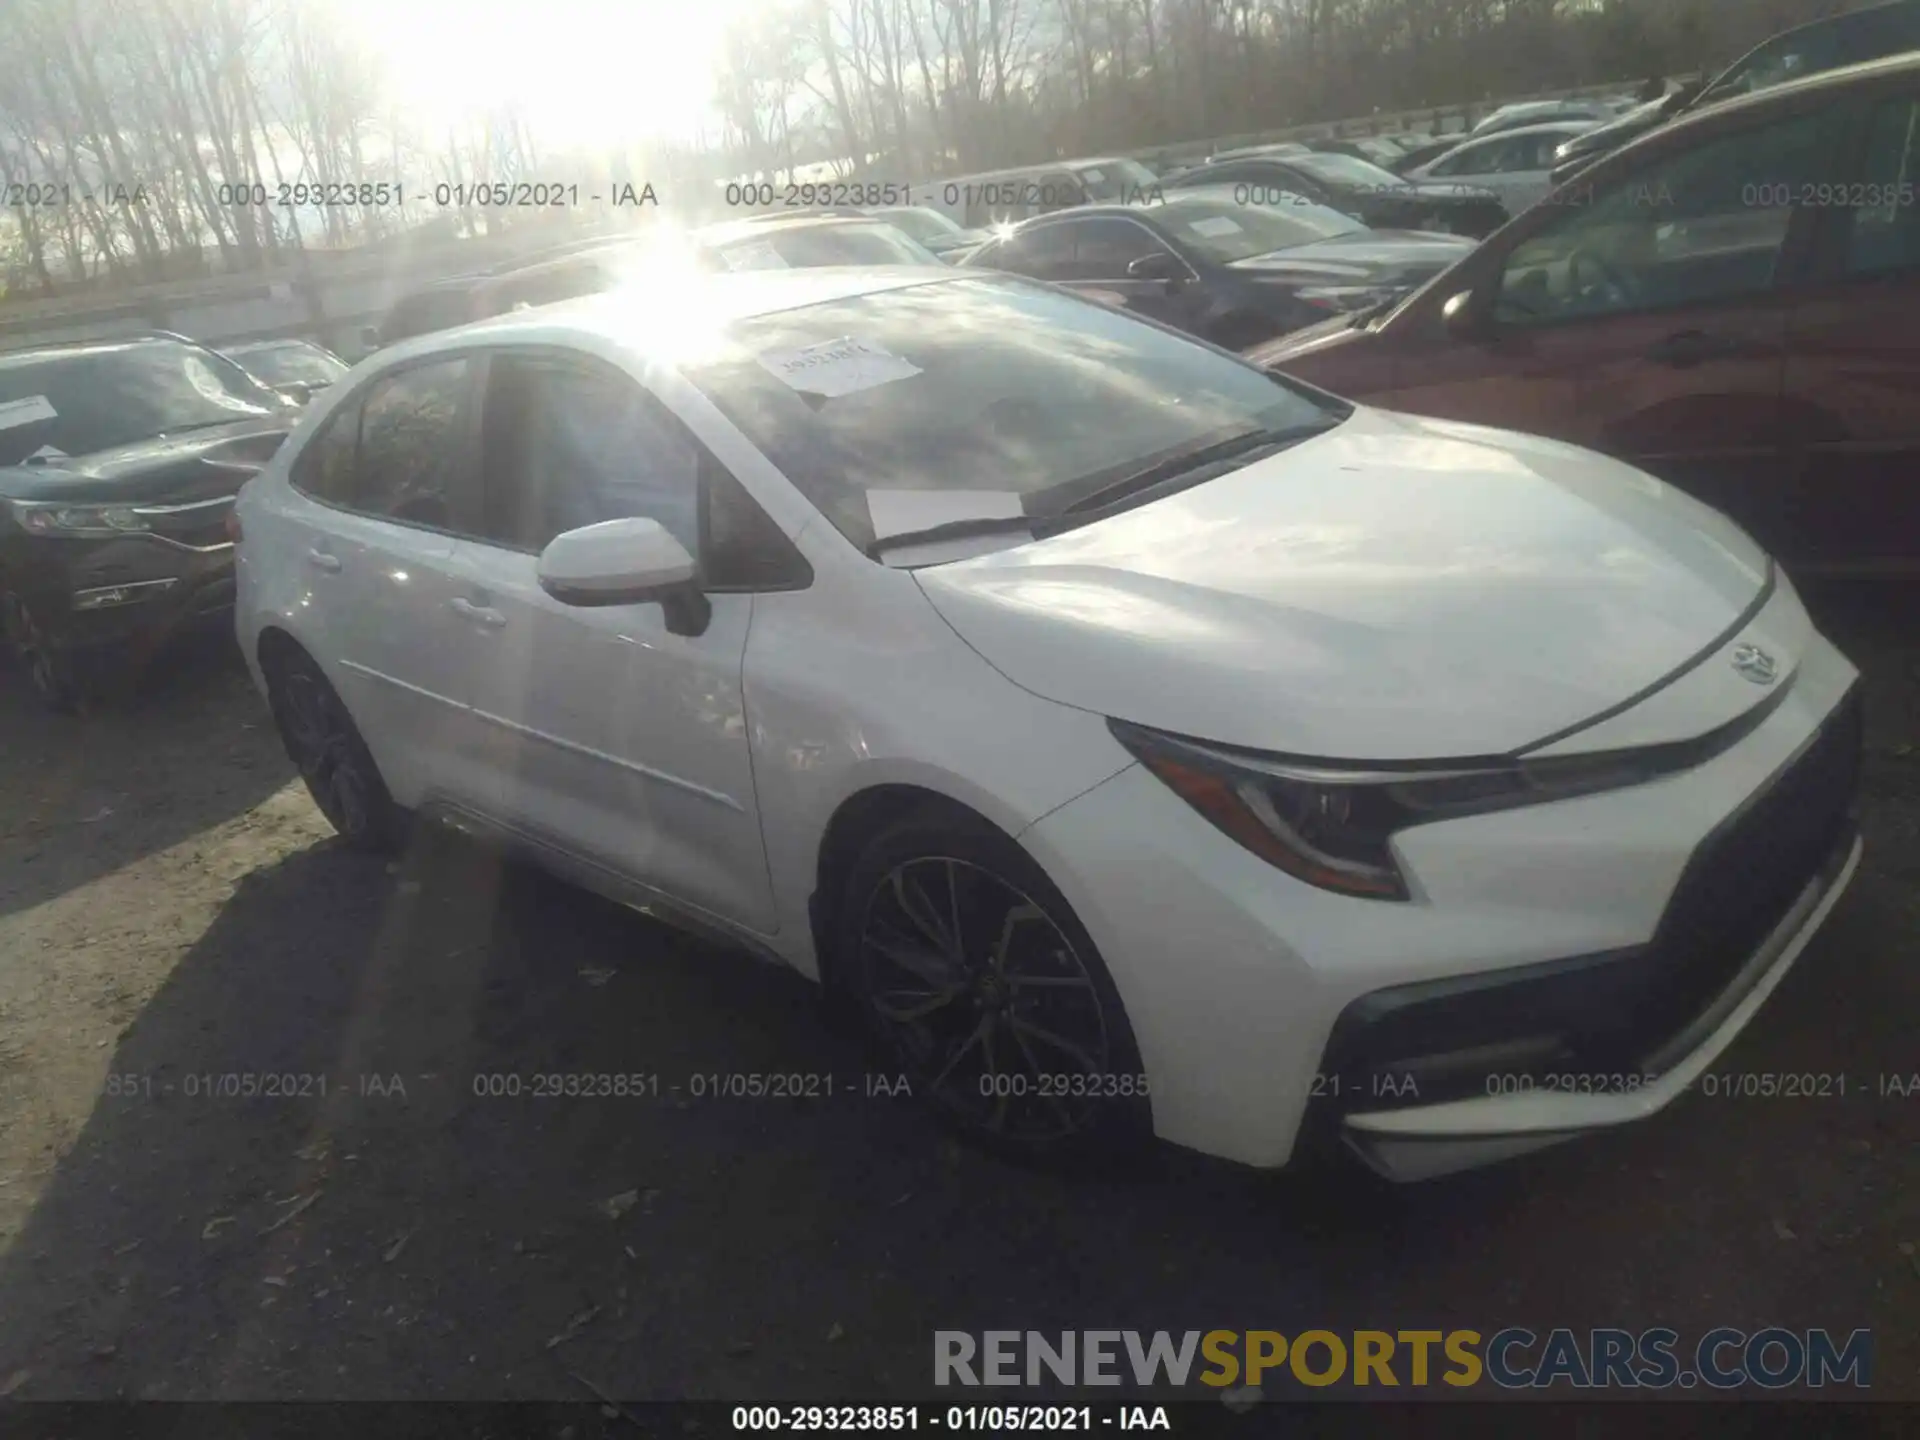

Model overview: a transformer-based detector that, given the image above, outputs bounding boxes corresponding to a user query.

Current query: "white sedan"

[1404,120,1601,214]
[233,268,1863,1181]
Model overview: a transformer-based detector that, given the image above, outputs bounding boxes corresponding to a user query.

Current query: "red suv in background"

[1252,54,1920,575]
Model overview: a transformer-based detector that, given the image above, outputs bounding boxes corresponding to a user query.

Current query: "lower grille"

[1307,686,1864,1120]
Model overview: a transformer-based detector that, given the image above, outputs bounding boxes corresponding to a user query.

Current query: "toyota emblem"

[1731,643,1778,685]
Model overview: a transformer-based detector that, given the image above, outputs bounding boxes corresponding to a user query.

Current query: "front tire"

[264,647,406,852]
[833,811,1152,1161]
[1,589,79,713]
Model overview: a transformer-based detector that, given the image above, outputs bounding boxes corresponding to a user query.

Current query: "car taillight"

[225,509,243,545]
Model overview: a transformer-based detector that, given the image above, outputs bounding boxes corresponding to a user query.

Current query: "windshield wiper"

[865,514,1040,560]
[1057,419,1341,518]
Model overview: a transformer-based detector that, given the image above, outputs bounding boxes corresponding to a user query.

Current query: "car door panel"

[444,541,772,930]
[280,356,484,805]
[454,348,776,932]
[1778,89,1920,569]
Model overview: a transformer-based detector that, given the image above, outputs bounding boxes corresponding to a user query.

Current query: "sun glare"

[325,0,742,150]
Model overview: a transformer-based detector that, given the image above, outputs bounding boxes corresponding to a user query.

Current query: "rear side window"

[1845,95,1920,276]
[292,393,363,504]
[993,224,1077,280]
[293,358,473,528]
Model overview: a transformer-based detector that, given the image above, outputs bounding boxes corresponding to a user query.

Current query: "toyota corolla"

[232,269,1862,1181]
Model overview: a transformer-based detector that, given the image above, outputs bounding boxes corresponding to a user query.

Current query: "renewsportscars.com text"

[933,1328,1872,1390]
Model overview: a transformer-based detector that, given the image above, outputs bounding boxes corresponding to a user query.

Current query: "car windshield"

[0,340,279,464]
[227,342,348,386]
[719,223,939,269]
[684,275,1339,555]
[1156,196,1362,260]
[874,208,965,242]
[1289,152,1413,190]
[1072,159,1161,199]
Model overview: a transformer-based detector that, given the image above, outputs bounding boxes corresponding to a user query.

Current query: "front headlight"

[1110,720,1672,901]
[8,500,153,538]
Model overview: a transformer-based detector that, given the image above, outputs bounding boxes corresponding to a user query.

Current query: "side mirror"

[1127,251,1185,284]
[536,516,711,636]
[1441,289,1492,341]
[277,381,315,406]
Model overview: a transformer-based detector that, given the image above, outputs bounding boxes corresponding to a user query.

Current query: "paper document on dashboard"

[758,336,922,399]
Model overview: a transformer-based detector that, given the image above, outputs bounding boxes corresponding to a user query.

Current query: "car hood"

[0,415,292,504]
[912,407,1770,760]
[1229,230,1475,288]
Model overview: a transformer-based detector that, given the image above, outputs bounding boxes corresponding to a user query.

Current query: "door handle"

[449,597,507,628]
[1645,329,1748,367]
[306,549,342,573]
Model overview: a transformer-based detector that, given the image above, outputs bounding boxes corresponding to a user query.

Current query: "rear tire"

[832,810,1153,1163]
[264,646,407,852]
[1,589,79,713]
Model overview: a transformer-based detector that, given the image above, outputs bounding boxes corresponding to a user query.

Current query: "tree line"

[0,0,1860,301]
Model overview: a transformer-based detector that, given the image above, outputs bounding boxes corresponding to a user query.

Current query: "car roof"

[370,267,960,364]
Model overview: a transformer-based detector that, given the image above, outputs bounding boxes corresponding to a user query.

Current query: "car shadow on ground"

[0,629,293,920]
[0,817,1558,1401]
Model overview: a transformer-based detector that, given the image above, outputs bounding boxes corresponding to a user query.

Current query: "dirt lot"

[0,584,1916,1406]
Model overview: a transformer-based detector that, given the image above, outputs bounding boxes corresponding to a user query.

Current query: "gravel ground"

[0,583,1915,1405]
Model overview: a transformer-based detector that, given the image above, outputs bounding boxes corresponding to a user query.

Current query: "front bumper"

[2,519,236,664]
[1018,621,1862,1173]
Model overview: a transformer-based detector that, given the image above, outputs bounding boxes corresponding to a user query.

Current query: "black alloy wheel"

[838,815,1151,1160]
[2,589,78,712]
[266,648,405,851]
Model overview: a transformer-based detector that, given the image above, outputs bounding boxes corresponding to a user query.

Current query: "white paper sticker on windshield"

[758,336,922,399]
[1188,216,1244,238]
[722,241,789,272]
[0,395,58,432]
[866,488,1023,541]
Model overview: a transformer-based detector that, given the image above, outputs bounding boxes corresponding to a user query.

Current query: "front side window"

[476,356,701,556]
[685,276,1340,554]
[1845,95,1920,277]
[349,358,474,527]
[991,224,1078,280]
[0,340,280,464]
[1495,109,1832,325]
[1063,218,1177,278]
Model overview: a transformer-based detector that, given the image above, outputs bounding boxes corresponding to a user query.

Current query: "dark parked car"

[1251,53,1920,574]
[1551,0,1920,183]
[962,189,1474,350]
[0,335,298,708]
[1163,148,1508,237]
[220,338,349,405]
